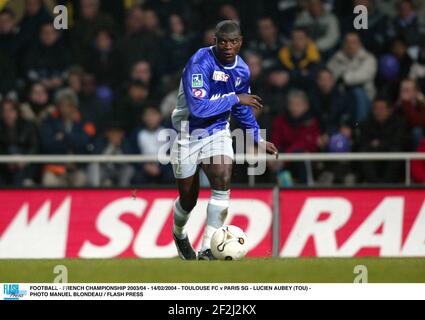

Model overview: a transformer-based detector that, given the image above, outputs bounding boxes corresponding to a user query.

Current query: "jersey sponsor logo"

[191,74,203,87]
[235,76,242,87]
[212,71,230,82]
[192,88,207,98]
[210,92,236,101]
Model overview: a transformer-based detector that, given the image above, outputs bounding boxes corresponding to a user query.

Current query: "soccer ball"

[210,225,248,260]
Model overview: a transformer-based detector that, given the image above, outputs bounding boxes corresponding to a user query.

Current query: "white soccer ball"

[210,225,248,260]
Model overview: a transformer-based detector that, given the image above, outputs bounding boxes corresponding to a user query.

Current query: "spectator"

[201,27,216,47]
[0,8,19,60]
[142,8,165,76]
[129,59,152,85]
[248,16,287,70]
[16,0,52,55]
[252,102,272,140]
[97,0,126,26]
[129,60,154,93]
[66,65,85,94]
[416,0,425,17]
[270,90,320,183]
[316,125,355,185]
[376,0,399,18]
[408,42,425,92]
[124,6,145,37]
[357,97,406,183]
[271,90,320,153]
[295,0,340,57]
[71,0,117,64]
[0,9,19,99]
[87,121,134,186]
[378,37,416,101]
[133,106,173,184]
[244,52,266,99]
[311,69,354,184]
[218,3,240,22]
[84,28,120,88]
[0,51,17,100]
[145,0,191,27]
[395,79,425,148]
[411,137,425,183]
[262,68,290,116]
[78,73,112,133]
[278,27,321,90]
[143,8,164,37]
[40,89,96,186]
[118,7,162,80]
[388,0,425,54]
[115,80,150,134]
[342,0,390,56]
[23,22,71,91]
[20,82,55,125]
[327,32,377,122]
[159,73,180,121]
[391,37,413,80]
[0,99,38,186]
[162,14,194,76]
[260,0,303,37]
[310,69,351,137]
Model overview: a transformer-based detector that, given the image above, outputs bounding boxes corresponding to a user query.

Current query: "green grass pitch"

[0,258,425,283]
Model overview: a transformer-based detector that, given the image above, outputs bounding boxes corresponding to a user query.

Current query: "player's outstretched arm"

[236,93,264,110]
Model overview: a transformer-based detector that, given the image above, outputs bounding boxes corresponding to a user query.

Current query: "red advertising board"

[0,189,273,258]
[1,188,425,258]
[279,189,425,257]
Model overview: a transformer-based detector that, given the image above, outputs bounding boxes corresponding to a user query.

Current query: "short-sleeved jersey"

[171,46,263,142]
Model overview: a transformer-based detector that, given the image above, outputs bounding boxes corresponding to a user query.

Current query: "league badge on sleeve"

[192,74,203,87]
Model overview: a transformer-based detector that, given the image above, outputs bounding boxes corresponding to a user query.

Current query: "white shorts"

[171,129,234,179]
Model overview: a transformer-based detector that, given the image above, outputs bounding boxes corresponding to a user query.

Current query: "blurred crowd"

[1,0,425,187]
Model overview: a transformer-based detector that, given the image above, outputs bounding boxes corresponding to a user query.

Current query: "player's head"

[214,20,242,64]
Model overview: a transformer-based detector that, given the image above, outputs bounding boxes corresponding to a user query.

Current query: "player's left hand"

[259,141,279,159]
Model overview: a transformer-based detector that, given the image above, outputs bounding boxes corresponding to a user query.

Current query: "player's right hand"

[236,94,264,110]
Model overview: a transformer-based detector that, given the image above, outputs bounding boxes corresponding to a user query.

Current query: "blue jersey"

[171,46,263,142]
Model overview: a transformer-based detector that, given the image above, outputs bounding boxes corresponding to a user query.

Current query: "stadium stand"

[1,0,425,186]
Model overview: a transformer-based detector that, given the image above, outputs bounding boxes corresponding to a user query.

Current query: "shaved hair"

[215,20,241,37]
